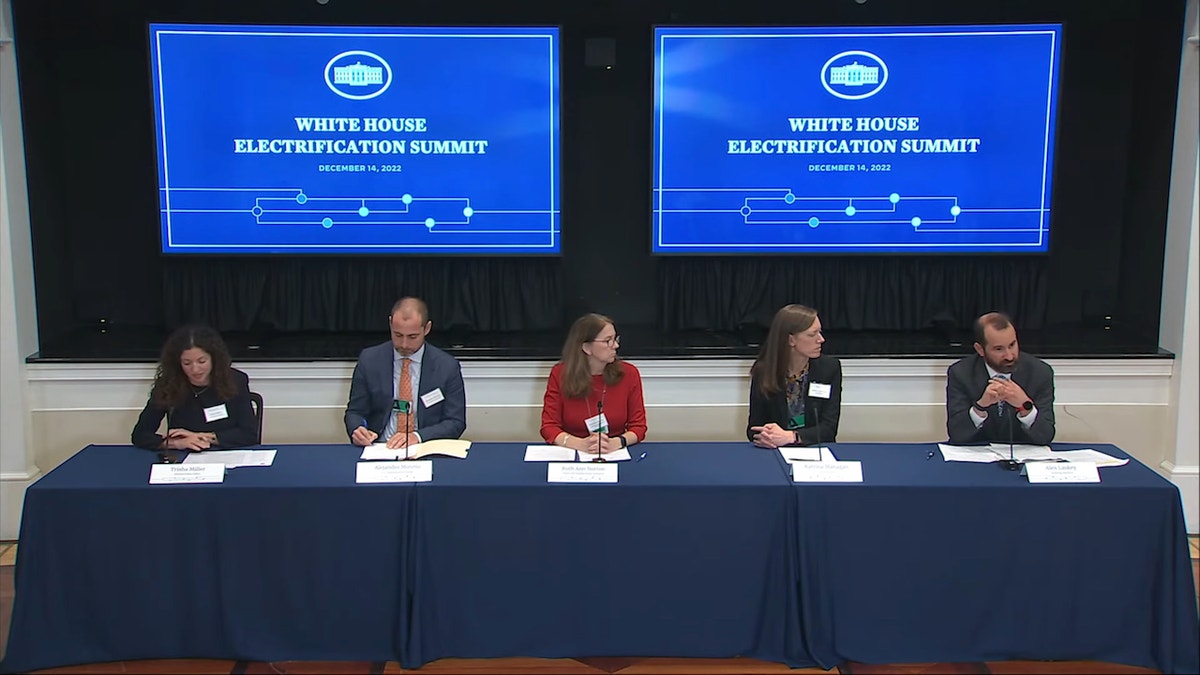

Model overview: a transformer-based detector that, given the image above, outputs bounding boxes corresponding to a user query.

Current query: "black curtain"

[659,257,1049,332]
[163,258,563,332]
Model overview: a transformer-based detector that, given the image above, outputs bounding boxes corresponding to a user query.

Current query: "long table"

[2,442,1195,673]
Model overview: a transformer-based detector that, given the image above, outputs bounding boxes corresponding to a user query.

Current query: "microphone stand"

[1000,400,1019,470]
[812,406,821,451]
[591,400,607,463]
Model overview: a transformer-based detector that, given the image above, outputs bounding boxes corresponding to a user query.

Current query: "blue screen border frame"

[145,21,565,258]
[648,22,1066,258]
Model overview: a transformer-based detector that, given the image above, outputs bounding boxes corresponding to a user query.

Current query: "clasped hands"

[351,426,420,449]
[977,377,1033,414]
[750,423,795,449]
[164,428,216,451]
[568,432,624,454]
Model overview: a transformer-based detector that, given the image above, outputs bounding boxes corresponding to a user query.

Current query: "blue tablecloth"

[3,441,1195,674]
[795,443,1199,674]
[2,445,414,672]
[404,442,807,668]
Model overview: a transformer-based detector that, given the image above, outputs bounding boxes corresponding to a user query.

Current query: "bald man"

[344,297,467,448]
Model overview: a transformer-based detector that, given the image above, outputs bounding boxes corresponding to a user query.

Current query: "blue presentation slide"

[652,25,1062,254]
[150,24,560,254]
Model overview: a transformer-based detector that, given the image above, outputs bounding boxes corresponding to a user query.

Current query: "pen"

[637,451,647,462]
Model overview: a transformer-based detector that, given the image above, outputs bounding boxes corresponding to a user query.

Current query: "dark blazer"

[945,353,1056,445]
[131,368,258,449]
[747,355,842,446]
[344,341,467,441]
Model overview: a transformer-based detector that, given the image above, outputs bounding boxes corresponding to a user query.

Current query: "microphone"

[393,398,413,459]
[812,406,822,452]
[591,398,607,463]
[164,406,172,449]
[999,399,1033,471]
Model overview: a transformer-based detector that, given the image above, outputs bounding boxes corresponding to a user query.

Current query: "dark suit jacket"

[344,341,467,441]
[746,355,842,446]
[945,353,1055,445]
[131,368,258,449]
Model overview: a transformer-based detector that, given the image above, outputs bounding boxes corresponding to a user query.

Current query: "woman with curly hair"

[131,324,258,451]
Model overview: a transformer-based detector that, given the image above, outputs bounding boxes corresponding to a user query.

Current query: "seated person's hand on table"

[575,432,605,453]
[385,432,420,450]
[351,426,378,446]
[166,429,213,451]
[599,433,624,453]
[750,423,793,449]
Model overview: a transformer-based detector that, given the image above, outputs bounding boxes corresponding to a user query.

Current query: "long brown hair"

[559,313,625,398]
[150,325,238,408]
[751,304,819,397]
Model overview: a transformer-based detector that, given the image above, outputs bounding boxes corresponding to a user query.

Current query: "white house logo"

[820,50,888,100]
[324,50,393,100]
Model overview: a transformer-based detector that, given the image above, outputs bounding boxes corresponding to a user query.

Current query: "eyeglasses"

[590,335,620,347]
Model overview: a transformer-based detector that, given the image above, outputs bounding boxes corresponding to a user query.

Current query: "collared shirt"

[969,362,1039,429]
[384,343,425,441]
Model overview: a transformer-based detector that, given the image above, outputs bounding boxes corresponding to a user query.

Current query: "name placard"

[149,463,225,484]
[792,461,863,483]
[356,460,433,484]
[1026,461,1100,483]
[548,462,618,483]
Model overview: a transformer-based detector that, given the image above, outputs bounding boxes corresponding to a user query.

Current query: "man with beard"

[945,311,1056,445]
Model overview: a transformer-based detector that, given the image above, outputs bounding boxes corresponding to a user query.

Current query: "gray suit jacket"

[945,353,1056,445]
[344,341,467,441]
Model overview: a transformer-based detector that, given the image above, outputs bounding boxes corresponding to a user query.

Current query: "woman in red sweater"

[541,313,648,454]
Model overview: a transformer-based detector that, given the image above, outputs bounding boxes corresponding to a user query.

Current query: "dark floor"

[27,322,1172,363]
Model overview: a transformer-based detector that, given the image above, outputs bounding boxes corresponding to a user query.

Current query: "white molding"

[0,469,39,539]
[25,357,1176,411]
[1161,461,1200,534]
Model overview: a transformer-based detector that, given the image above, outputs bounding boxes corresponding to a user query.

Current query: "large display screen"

[652,24,1062,254]
[150,24,561,254]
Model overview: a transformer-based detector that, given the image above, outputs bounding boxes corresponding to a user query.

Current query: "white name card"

[548,462,618,483]
[149,463,225,484]
[792,461,863,483]
[356,460,433,484]
[1026,461,1100,483]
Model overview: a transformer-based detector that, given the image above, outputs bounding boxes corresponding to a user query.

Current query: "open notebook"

[360,439,471,461]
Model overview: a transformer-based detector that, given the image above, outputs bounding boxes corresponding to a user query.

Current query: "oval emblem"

[324,50,393,101]
[820,50,888,100]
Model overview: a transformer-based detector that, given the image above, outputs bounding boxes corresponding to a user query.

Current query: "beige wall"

[25,358,1174,483]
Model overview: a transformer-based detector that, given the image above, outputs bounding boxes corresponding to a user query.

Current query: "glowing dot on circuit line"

[251,206,263,217]
[845,206,856,216]
[322,217,333,229]
[889,193,900,204]
[402,194,413,205]
[425,218,436,228]
[740,206,752,217]
[911,217,922,227]
[808,217,820,228]
[358,206,370,217]
[951,205,962,216]
[463,207,474,217]
[296,193,308,204]
[784,193,796,204]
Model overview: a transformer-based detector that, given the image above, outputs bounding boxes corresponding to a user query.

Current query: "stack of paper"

[780,446,838,463]
[182,449,277,468]
[936,444,1126,467]
[524,445,575,462]
[521,445,633,462]
[360,439,470,461]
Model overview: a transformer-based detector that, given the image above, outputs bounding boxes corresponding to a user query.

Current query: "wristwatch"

[618,435,628,448]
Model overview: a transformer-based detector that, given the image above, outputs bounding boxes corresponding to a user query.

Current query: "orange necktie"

[397,357,413,434]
